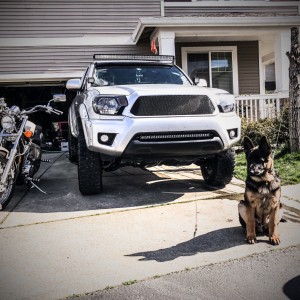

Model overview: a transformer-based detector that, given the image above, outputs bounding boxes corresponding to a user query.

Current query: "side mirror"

[66,78,82,90]
[52,94,66,102]
[195,78,208,87]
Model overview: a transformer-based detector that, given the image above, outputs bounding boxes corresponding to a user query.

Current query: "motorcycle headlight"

[93,96,128,115]
[1,116,15,131]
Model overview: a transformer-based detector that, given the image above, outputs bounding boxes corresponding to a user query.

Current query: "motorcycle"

[0,95,65,210]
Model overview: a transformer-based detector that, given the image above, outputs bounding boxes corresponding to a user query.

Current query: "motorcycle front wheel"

[0,151,16,210]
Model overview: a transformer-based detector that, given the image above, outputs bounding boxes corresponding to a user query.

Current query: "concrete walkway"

[0,153,299,300]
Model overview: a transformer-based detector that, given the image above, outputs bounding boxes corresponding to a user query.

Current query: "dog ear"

[259,135,272,156]
[243,136,254,153]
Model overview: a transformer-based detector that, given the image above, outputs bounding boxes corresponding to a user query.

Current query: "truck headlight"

[92,96,128,115]
[218,102,235,113]
[1,116,15,132]
[217,94,235,113]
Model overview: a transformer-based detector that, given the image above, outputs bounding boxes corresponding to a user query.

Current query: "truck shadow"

[126,226,245,261]
[5,153,237,214]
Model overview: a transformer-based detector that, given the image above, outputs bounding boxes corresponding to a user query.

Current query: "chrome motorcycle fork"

[0,117,27,187]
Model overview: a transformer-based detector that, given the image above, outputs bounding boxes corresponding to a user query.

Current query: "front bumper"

[81,113,241,158]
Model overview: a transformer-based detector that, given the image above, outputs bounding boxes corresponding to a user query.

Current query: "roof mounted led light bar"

[93,54,174,65]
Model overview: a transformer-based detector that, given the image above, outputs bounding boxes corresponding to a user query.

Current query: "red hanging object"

[151,39,158,54]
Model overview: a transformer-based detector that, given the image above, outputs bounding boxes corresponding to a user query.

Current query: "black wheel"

[77,123,103,195]
[0,151,16,210]
[200,149,235,186]
[68,128,78,163]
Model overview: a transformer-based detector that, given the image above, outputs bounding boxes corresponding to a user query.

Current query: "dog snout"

[250,163,265,175]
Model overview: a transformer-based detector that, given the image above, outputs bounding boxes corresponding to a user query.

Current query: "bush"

[239,106,289,149]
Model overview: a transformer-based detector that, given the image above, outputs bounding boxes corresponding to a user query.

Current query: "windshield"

[92,65,191,86]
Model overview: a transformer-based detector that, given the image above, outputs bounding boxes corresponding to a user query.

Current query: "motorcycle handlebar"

[22,105,63,115]
[49,107,63,115]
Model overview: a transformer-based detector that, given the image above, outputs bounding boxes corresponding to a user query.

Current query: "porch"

[133,2,299,99]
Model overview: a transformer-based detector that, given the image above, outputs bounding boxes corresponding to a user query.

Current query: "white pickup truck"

[66,54,241,195]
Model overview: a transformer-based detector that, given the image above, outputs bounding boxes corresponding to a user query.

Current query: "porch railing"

[235,93,289,121]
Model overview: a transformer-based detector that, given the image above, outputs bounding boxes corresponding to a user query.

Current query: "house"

[0,0,299,121]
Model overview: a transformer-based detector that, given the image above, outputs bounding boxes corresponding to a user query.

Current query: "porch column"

[274,29,291,93]
[157,31,175,56]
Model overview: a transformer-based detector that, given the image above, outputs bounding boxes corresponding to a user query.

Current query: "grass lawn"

[234,150,300,186]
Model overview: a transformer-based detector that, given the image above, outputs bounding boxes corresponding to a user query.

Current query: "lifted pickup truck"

[66,54,241,195]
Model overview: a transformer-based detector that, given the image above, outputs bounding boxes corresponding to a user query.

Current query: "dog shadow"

[126,226,245,262]
[283,275,300,300]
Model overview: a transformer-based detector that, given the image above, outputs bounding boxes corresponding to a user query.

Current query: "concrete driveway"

[0,152,299,300]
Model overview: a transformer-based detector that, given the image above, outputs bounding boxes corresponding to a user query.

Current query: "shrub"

[239,106,289,149]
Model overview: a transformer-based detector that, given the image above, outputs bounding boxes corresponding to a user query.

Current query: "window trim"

[181,46,239,95]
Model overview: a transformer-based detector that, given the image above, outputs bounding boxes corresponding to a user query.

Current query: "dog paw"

[269,235,280,245]
[247,234,257,244]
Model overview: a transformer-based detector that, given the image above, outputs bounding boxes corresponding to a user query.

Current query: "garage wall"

[0,0,161,37]
[0,44,151,77]
[0,0,160,82]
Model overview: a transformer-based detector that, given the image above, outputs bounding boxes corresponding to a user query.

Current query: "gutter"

[0,72,83,85]
[132,16,300,43]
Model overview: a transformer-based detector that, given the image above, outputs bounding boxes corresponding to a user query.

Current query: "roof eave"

[132,16,300,43]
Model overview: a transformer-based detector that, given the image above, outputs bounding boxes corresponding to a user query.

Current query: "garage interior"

[0,83,74,150]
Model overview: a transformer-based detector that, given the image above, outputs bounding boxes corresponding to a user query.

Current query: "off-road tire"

[68,128,78,163]
[200,148,235,187]
[77,123,103,195]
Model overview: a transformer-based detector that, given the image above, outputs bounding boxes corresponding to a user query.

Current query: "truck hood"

[91,84,230,97]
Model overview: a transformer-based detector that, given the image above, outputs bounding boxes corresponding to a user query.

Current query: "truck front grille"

[130,95,215,116]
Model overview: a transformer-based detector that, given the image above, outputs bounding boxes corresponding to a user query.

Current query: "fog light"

[98,133,116,145]
[227,128,238,139]
[100,134,109,143]
[229,130,236,138]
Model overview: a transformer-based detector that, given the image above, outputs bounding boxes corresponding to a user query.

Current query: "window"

[211,52,233,94]
[265,63,276,93]
[182,46,239,95]
[92,65,191,86]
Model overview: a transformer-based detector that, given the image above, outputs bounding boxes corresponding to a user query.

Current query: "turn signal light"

[24,130,33,138]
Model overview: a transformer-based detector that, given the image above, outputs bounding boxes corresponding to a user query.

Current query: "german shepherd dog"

[238,136,281,245]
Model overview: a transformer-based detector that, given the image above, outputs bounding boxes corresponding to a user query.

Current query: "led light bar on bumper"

[135,131,217,142]
[93,95,128,115]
